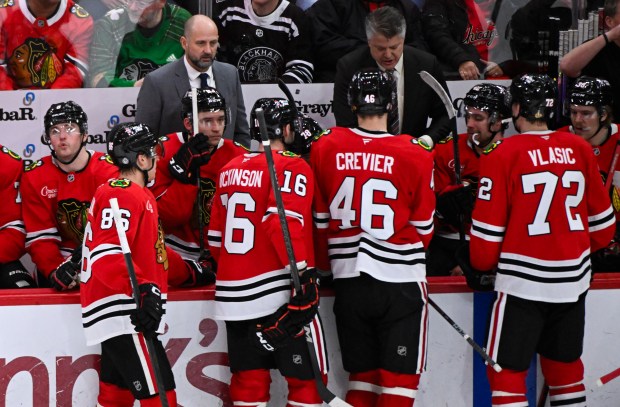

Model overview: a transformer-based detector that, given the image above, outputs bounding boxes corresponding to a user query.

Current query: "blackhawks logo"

[9,38,63,88]
[483,139,502,154]
[56,198,89,244]
[156,223,169,270]
[193,178,216,228]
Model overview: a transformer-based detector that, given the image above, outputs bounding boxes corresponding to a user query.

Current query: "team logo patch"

[9,38,62,88]
[439,135,453,144]
[71,3,90,18]
[197,178,216,226]
[483,139,502,154]
[110,179,131,188]
[101,154,115,165]
[233,141,251,151]
[411,137,433,151]
[156,223,169,270]
[280,150,298,158]
[237,46,283,83]
[397,346,407,356]
[0,0,14,8]
[119,58,159,82]
[25,159,43,172]
[56,198,89,244]
[1,146,21,160]
[292,354,302,365]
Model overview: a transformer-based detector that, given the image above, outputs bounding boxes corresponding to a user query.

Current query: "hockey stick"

[596,365,620,387]
[419,71,466,242]
[109,198,169,407]
[604,138,620,191]
[427,297,502,372]
[191,88,206,260]
[537,382,549,407]
[255,108,351,407]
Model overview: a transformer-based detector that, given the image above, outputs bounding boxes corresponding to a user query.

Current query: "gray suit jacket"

[135,58,250,147]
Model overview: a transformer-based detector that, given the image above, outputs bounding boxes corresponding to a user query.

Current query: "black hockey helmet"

[44,101,88,141]
[464,84,512,122]
[107,122,161,170]
[250,98,297,141]
[568,76,613,115]
[510,74,557,122]
[348,68,393,116]
[181,87,229,125]
[290,116,323,155]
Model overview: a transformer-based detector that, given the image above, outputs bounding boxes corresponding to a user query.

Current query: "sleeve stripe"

[588,206,615,232]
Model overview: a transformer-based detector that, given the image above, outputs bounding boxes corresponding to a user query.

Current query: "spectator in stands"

[306,0,427,82]
[422,0,507,80]
[0,0,93,89]
[79,0,127,21]
[560,0,620,117]
[21,101,118,290]
[88,0,191,87]
[214,0,314,83]
[136,14,251,147]
[0,146,33,289]
[333,6,450,147]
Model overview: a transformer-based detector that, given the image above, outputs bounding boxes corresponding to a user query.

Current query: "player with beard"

[20,101,118,290]
[428,83,511,276]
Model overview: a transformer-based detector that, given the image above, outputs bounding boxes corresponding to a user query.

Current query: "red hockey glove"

[130,283,163,338]
[436,182,476,229]
[455,243,496,292]
[182,256,217,287]
[168,133,212,184]
[49,258,80,291]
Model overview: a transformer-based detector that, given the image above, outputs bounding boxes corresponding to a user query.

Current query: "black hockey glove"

[182,256,217,287]
[130,283,163,337]
[0,260,36,289]
[169,133,212,184]
[436,183,476,229]
[49,258,80,291]
[253,267,320,352]
[455,243,496,292]
[591,240,620,272]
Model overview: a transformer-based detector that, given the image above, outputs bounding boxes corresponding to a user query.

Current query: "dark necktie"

[387,69,400,135]
[199,72,210,89]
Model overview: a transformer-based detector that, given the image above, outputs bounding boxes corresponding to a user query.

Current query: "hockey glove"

[591,240,620,272]
[49,258,80,291]
[436,183,476,229]
[168,133,212,184]
[130,283,163,337]
[455,243,496,292]
[288,266,319,317]
[0,261,36,289]
[182,256,217,287]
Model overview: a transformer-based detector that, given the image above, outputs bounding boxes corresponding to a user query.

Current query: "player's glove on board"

[49,258,80,291]
[130,283,163,337]
[183,256,217,287]
[169,133,212,184]
[436,182,476,229]
[455,243,496,291]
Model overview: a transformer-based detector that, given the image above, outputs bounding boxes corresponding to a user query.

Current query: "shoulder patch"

[483,140,502,155]
[438,135,453,144]
[25,159,43,172]
[280,150,299,158]
[314,129,330,141]
[109,179,131,188]
[1,146,21,161]
[100,154,115,164]
[410,137,433,152]
[71,3,90,18]
[0,0,14,8]
[233,141,251,152]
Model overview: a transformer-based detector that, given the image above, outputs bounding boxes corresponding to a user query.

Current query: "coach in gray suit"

[136,15,250,148]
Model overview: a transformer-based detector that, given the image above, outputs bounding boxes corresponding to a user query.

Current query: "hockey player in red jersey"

[0,0,93,89]
[207,97,325,407]
[20,101,118,290]
[0,145,33,288]
[466,74,616,407]
[560,76,620,271]
[81,122,177,407]
[429,83,511,276]
[150,87,244,275]
[311,68,435,407]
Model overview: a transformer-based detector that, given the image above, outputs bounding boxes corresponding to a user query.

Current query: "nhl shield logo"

[133,380,142,391]
[397,346,407,356]
[292,354,302,365]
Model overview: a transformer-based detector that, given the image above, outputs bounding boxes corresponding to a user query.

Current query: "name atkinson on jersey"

[220,168,263,188]
[336,152,394,174]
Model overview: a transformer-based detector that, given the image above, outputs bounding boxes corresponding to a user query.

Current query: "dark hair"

[365,6,406,39]
[604,0,619,18]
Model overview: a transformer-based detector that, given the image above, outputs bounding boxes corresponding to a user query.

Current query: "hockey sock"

[139,390,177,406]
[229,369,271,407]
[285,376,323,407]
[97,382,134,407]
[376,368,420,407]
[487,365,528,407]
[540,356,586,406]
[345,370,380,407]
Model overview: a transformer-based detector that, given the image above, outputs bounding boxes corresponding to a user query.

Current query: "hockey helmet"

[568,76,612,115]
[107,122,161,169]
[250,98,297,142]
[181,87,229,125]
[289,116,323,155]
[510,74,557,121]
[348,68,393,116]
[464,84,512,121]
[44,101,88,141]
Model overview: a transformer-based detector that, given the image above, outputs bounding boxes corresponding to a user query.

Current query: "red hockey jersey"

[150,135,245,260]
[207,151,314,321]
[20,152,118,277]
[310,127,435,283]
[0,145,25,263]
[81,179,169,345]
[0,0,93,89]
[470,131,616,302]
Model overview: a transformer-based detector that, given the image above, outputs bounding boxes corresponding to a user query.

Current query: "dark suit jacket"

[333,45,451,143]
[135,58,250,147]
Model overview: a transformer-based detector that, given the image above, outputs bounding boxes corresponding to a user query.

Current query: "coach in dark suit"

[333,6,450,146]
[136,14,250,147]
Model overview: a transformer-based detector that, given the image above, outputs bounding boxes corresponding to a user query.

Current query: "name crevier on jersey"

[335,152,395,174]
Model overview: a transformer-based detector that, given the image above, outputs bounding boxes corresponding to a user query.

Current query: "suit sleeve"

[136,73,164,137]
[423,59,452,143]
[0,154,25,263]
[333,56,357,128]
[232,71,251,148]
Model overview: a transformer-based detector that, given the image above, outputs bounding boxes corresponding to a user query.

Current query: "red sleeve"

[408,147,436,248]
[0,150,25,263]
[165,244,191,287]
[433,139,456,193]
[207,185,222,262]
[310,140,331,271]
[584,145,616,251]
